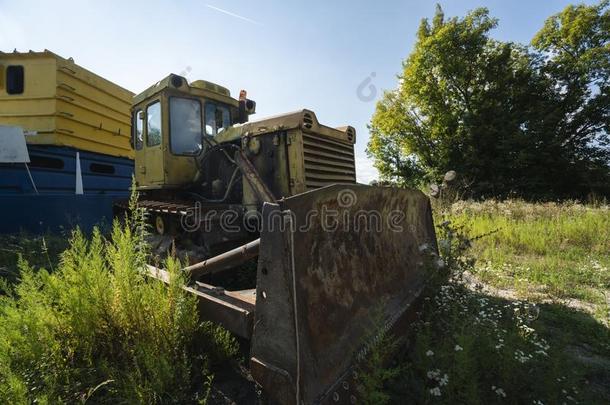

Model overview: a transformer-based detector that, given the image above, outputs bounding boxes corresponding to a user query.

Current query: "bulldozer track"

[136,200,192,215]
[114,199,193,215]
[116,199,244,216]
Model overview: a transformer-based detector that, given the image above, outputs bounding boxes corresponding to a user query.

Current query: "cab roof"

[132,74,238,107]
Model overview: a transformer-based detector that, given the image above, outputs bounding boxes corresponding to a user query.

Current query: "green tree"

[368,3,610,199]
[531,0,610,197]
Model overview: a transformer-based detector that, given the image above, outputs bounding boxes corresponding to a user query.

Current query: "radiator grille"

[302,133,356,189]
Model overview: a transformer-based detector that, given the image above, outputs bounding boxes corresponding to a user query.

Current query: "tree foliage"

[367,2,610,199]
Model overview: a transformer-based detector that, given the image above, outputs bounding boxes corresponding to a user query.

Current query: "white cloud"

[355,154,378,184]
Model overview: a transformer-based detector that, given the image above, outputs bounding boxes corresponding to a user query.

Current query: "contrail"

[205,4,263,26]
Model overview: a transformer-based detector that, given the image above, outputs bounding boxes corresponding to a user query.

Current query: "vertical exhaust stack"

[238,89,256,123]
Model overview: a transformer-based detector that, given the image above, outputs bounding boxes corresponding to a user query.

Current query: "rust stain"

[285,186,436,355]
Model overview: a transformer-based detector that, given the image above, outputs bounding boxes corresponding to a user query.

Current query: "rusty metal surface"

[250,184,437,404]
[190,282,255,339]
[236,150,277,203]
[184,238,260,279]
[145,265,255,339]
[114,199,192,215]
[250,201,298,404]
[115,199,244,219]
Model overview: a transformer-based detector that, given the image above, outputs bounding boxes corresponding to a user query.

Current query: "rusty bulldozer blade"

[146,184,437,404]
[250,184,438,404]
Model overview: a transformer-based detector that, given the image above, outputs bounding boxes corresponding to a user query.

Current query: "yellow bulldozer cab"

[131,74,239,189]
[131,74,358,202]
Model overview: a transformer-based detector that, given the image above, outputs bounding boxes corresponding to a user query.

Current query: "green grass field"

[449,200,609,320]
[0,200,608,403]
[368,200,609,404]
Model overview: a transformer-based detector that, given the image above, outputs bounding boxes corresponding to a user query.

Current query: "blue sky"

[0,0,597,182]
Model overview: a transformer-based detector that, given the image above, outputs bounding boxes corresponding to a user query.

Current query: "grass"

[0,232,68,284]
[0,201,238,404]
[448,200,610,319]
[361,200,610,404]
[0,199,608,403]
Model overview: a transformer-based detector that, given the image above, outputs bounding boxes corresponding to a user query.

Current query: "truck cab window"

[146,101,162,146]
[6,65,25,95]
[205,102,230,136]
[133,109,143,150]
[170,97,202,155]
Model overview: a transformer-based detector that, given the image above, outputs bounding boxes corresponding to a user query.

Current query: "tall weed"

[0,201,237,403]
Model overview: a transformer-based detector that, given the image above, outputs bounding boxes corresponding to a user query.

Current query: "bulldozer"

[126,73,438,404]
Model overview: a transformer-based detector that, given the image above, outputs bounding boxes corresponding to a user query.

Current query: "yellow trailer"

[0,50,134,159]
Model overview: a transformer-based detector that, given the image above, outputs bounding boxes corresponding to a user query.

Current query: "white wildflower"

[426,350,434,357]
[454,345,463,352]
[493,387,506,397]
[429,387,441,397]
[514,349,530,363]
[439,374,449,386]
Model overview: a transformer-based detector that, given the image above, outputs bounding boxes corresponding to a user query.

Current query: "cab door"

[133,108,146,185]
[143,100,164,185]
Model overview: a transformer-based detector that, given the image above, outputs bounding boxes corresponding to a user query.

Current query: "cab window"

[170,97,203,155]
[132,109,143,150]
[204,102,230,136]
[6,65,24,94]
[146,102,162,146]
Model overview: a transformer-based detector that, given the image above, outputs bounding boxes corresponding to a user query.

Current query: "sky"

[0,0,599,183]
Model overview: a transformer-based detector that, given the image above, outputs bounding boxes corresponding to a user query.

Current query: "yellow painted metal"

[0,50,134,158]
[132,74,357,196]
[132,74,240,189]
[240,110,357,195]
[143,105,165,186]
[133,75,237,109]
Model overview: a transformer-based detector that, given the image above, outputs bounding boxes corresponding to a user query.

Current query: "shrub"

[0,201,237,403]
